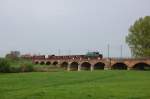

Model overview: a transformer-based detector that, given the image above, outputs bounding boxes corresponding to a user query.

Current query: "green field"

[0,71,150,99]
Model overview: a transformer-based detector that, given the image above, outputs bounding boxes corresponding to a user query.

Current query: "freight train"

[48,51,103,60]
[23,52,103,60]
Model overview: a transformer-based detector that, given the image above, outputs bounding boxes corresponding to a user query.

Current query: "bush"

[20,63,34,72]
[0,58,11,73]
[9,67,20,73]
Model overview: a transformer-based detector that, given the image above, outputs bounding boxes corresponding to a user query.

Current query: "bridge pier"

[104,62,111,70]
[104,67,110,70]
[90,65,94,71]
[67,64,71,71]
[104,58,111,70]
[127,67,132,70]
[56,63,60,68]
[78,64,81,71]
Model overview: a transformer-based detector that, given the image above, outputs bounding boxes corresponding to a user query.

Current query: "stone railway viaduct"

[33,56,150,71]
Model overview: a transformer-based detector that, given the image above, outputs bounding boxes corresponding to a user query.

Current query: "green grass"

[0,71,150,99]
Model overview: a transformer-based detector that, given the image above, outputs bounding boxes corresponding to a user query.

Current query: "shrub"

[20,63,34,72]
[9,67,20,73]
[0,58,11,73]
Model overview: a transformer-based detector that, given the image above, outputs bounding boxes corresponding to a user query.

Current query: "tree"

[0,58,11,73]
[126,16,150,58]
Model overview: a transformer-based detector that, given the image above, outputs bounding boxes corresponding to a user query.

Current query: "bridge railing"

[33,57,150,62]
[110,57,150,61]
[42,57,104,62]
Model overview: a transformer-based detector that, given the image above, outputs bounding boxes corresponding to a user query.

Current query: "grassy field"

[0,71,150,99]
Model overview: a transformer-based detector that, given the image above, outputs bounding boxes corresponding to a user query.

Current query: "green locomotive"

[85,52,103,58]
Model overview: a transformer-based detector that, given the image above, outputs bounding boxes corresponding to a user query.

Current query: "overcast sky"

[0,0,150,57]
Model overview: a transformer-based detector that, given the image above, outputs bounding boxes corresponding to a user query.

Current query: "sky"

[0,0,150,57]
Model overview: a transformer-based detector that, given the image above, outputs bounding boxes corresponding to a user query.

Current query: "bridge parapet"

[110,57,150,61]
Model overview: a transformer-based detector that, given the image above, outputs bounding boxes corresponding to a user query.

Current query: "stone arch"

[35,61,39,65]
[81,62,91,70]
[111,62,128,70]
[94,62,105,70]
[70,62,78,71]
[52,61,58,65]
[46,61,51,65]
[60,62,68,69]
[132,62,150,70]
[40,61,45,65]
